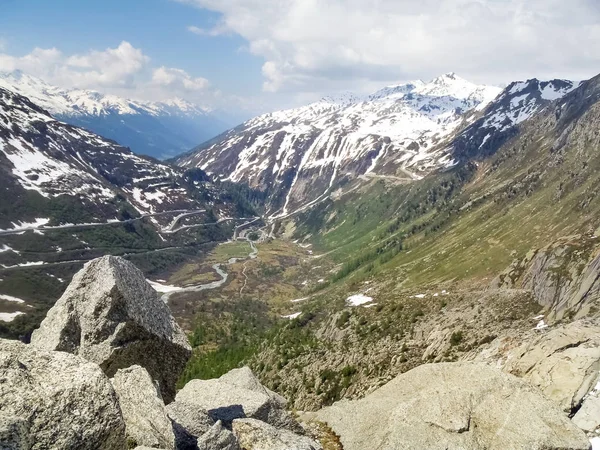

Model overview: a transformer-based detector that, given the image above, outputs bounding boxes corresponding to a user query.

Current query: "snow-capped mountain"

[177,73,502,217]
[0,85,234,231]
[0,71,232,159]
[442,78,580,163]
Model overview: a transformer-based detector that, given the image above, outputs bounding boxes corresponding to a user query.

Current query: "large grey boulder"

[111,365,175,449]
[166,401,216,450]
[232,418,321,450]
[175,367,301,432]
[197,421,240,450]
[502,319,600,413]
[0,415,31,450]
[0,339,126,450]
[572,374,600,433]
[30,255,191,402]
[314,362,590,450]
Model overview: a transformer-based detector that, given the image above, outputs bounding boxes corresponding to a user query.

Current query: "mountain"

[225,72,600,417]
[177,74,582,220]
[0,85,253,338]
[176,73,503,217]
[442,78,580,163]
[0,71,232,159]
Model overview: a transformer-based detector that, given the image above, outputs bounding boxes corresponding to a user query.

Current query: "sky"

[1,0,600,116]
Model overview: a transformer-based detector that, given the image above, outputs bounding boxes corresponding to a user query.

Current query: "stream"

[150,223,261,302]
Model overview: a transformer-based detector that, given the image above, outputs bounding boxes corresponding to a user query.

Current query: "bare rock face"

[502,319,600,413]
[175,367,302,432]
[166,401,216,450]
[0,415,31,450]
[232,418,321,450]
[572,380,600,434]
[110,365,175,449]
[0,339,126,450]
[30,255,191,402]
[196,421,240,450]
[314,362,590,450]
[494,237,600,320]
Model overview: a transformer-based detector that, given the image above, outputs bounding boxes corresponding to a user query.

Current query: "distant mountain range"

[176,73,580,218]
[0,71,235,159]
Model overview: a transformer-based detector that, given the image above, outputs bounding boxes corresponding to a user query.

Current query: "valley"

[2,67,600,448]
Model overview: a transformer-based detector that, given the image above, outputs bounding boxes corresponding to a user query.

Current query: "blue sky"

[1,0,262,96]
[0,0,270,114]
[1,0,600,115]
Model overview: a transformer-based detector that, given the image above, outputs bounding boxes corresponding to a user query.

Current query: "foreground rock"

[111,365,175,449]
[30,255,191,402]
[502,319,600,413]
[197,421,240,450]
[232,418,321,450]
[0,339,126,450]
[166,401,216,450]
[0,415,31,450]
[314,362,590,450]
[175,367,302,432]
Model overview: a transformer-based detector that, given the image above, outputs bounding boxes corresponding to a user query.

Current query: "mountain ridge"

[0,71,233,159]
[176,73,578,219]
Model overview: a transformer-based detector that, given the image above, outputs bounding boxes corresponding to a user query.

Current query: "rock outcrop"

[314,362,590,450]
[0,415,31,450]
[111,365,175,449]
[166,401,216,450]
[572,379,600,434]
[175,366,302,432]
[30,255,191,402]
[501,319,600,413]
[232,418,321,450]
[0,339,126,450]
[493,236,600,320]
[196,421,240,450]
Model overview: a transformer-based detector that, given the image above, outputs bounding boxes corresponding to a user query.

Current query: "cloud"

[178,0,600,94]
[152,66,210,91]
[187,23,230,36]
[0,41,216,105]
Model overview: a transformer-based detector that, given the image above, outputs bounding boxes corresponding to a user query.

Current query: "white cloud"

[152,66,210,91]
[0,41,215,104]
[187,23,230,36]
[179,0,600,94]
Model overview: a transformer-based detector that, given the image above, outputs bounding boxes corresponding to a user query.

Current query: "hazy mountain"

[0,71,233,159]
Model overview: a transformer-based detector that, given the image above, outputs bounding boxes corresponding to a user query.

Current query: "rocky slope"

[2,255,598,449]
[0,71,232,159]
[0,256,323,450]
[237,72,600,419]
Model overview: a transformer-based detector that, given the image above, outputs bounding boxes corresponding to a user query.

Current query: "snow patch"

[346,294,373,306]
[147,279,182,293]
[0,311,25,322]
[283,312,301,320]
[0,294,26,303]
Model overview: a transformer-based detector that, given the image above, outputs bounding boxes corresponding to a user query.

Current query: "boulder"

[572,375,600,433]
[175,367,301,432]
[30,255,191,402]
[197,421,240,450]
[314,362,590,450]
[232,418,321,450]
[0,339,126,450]
[502,319,600,412]
[110,365,175,449]
[0,414,31,450]
[166,401,216,450]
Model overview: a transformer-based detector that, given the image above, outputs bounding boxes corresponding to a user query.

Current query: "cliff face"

[493,235,600,321]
